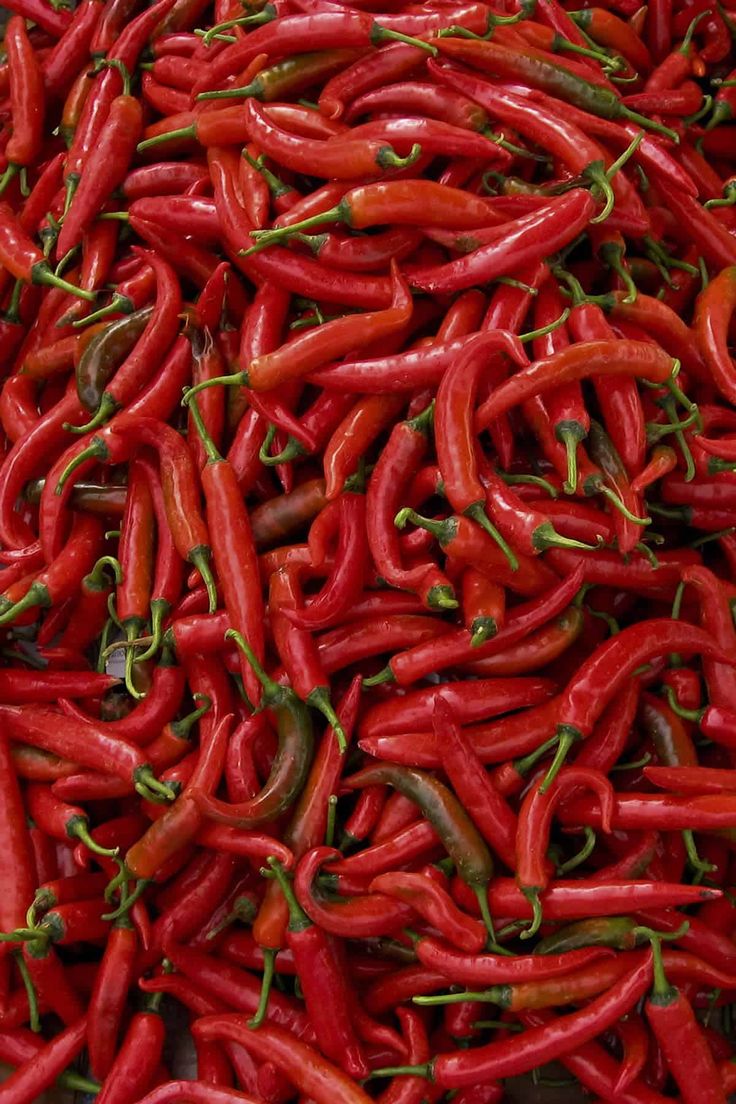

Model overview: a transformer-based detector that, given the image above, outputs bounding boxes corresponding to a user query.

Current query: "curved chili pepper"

[554,619,731,765]
[0,705,174,803]
[365,403,455,610]
[193,1017,374,1104]
[0,1017,88,1104]
[368,563,584,688]
[377,871,487,954]
[195,633,314,827]
[284,489,367,630]
[345,765,497,938]
[72,252,183,431]
[475,339,678,432]
[267,565,346,743]
[516,766,614,936]
[409,190,596,295]
[373,954,653,1088]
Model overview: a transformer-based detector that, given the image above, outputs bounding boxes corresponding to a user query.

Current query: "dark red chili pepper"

[74,252,183,431]
[345,765,496,938]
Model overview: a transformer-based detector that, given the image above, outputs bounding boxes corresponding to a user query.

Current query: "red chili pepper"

[640,928,726,1104]
[0,202,95,301]
[0,1017,88,1104]
[193,1017,374,1104]
[267,859,368,1077]
[1,17,45,193]
[369,562,584,688]
[373,955,653,1088]
[94,993,166,1104]
[57,92,143,262]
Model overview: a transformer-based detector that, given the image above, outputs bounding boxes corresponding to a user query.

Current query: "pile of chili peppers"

[0,0,736,1098]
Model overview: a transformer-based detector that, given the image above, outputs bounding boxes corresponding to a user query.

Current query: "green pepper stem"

[375,142,422,170]
[138,124,196,152]
[133,767,177,804]
[122,619,146,701]
[0,163,19,198]
[66,393,117,435]
[248,947,276,1028]
[394,507,448,540]
[200,4,276,44]
[14,950,41,1033]
[362,666,394,688]
[465,502,519,571]
[518,307,570,343]
[71,818,119,859]
[560,429,580,495]
[133,598,170,664]
[473,884,497,945]
[540,727,578,792]
[514,732,566,777]
[183,370,246,405]
[102,876,151,920]
[226,628,280,700]
[535,521,599,551]
[325,794,338,849]
[307,687,347,753]
[470,617,497,647]
[618,107,678,142]
[58,1072,101,1095]
[247,204,343,253]
[70,293,135,329]
[558,826,596,874]
[585,163,616,224]
[197,78,261,101]
[519,888,544,940]
[33,263,96,301]
[188,394,223,463]
[597,485,650,525]
[189,547,218,614]
[373,26,437,53]
[682,828,715,875]
[368,1064,432,1080]
[0,582,47,626]
[268,856,310,928]
[414,989,499,1005]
